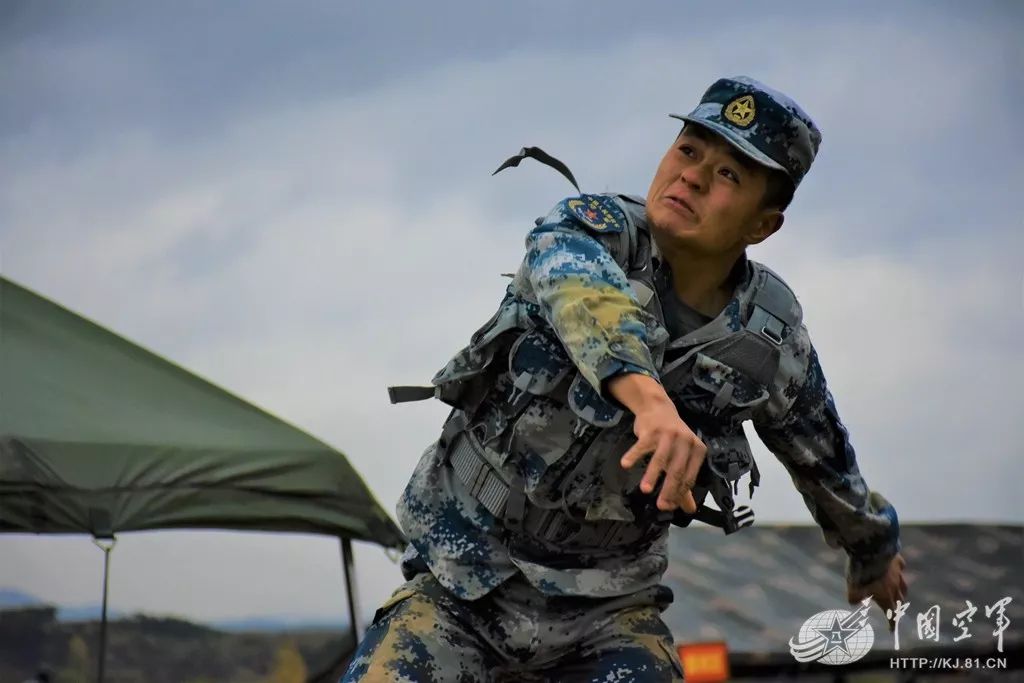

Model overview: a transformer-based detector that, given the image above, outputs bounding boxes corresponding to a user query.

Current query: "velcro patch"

[565,195,625,233]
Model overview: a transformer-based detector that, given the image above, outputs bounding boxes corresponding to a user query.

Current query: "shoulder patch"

[564,194,626,234]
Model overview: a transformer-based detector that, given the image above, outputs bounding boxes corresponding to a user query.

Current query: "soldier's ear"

[746,210,784,246]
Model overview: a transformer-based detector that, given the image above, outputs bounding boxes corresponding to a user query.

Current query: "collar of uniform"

[729,251,752,294]
[652,252,750,296]
[662,252,755,349]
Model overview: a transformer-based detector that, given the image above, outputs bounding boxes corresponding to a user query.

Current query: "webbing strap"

[746,265,800,345]
[444,429,637,550]
[746,306,785,345]
[387,385,436,404]
[448,432,511,519]
[629,279,655,307]
[752,269,798,324]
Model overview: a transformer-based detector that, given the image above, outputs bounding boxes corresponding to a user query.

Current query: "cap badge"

[723,94,756,128]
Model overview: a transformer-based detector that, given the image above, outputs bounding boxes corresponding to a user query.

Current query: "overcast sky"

[1,1,1022,625]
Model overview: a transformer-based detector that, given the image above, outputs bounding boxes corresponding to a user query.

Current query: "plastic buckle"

[724,505,755,535]
[504,476,527,531]
[760,324,783,345]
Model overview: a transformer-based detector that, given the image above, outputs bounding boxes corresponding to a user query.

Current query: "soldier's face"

[645,124,781,255]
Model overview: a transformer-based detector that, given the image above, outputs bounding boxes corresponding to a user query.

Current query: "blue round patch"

[566,195,625,233]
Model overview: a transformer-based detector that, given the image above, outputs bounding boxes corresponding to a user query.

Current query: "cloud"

[2,4,1020,620]
[749,229,1023,523]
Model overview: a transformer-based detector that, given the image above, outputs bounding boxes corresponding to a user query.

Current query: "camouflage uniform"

[344,571,682,682]
[342,77,901,682]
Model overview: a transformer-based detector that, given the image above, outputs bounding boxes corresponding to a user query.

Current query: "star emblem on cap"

[724,94,756,128]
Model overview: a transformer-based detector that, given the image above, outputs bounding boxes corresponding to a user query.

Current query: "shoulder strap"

[746,261,803,345]
[608,194,660,306]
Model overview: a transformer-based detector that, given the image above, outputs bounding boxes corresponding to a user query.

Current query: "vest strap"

[443,428,644,551]
[746,306,785,345]
[680,504,755,534]
[448,433,512,519]
[628,279,656,307]
[387,385,437,404]
[745,265,801,346]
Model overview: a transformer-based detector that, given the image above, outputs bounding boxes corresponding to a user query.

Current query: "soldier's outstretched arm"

[514,195,706,513]
[513,195,662,397]
[752,328,905,615]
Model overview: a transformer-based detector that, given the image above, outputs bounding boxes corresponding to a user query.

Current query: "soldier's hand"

[847,553,907,632]
[607,373,706,513]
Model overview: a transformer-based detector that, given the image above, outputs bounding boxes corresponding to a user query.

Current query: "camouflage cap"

[670,76,822,187]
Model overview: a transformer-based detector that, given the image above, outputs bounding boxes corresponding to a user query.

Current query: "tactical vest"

[388,194,802,561]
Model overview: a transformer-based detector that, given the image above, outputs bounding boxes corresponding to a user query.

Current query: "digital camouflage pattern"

[514,194,666,401]
[395,192,901,606]
[345,75,898,683]
[671,75,822,187]
[342,571,683,682]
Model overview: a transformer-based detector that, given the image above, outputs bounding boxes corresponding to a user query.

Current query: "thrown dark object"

[492,146,581,193]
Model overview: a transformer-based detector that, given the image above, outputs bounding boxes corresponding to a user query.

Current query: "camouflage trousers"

[340,570,684,682]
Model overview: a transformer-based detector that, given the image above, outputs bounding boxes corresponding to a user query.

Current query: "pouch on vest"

[466,326,578,453]
[689,352,771,419]
[508,327,574,399]
[668,351,771,533]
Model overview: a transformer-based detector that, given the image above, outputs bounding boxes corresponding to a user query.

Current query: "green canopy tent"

[0,275,405,681]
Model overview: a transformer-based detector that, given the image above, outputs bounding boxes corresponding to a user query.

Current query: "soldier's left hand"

[846,553,907,631]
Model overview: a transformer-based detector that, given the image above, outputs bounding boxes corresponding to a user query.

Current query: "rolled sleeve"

[514,199,663,398]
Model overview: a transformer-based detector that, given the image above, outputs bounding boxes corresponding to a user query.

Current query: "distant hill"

[0,588,42,608]
[212,616,347,632]
[0,587,345,632]
[0,589,126,623]
[0,606,353,683]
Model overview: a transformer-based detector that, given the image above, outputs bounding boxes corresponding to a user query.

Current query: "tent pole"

[92,537,116,683]
[340,537,362,646]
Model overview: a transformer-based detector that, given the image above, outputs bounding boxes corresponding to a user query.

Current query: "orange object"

[676,641,730,683]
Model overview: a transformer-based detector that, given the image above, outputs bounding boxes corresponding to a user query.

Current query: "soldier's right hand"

[847,553,908,632]
[608,373,707,513]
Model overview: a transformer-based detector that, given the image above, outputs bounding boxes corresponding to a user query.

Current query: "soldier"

[342,76,907,682]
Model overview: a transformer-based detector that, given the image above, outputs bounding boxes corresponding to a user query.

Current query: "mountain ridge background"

[0,587,347,632]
